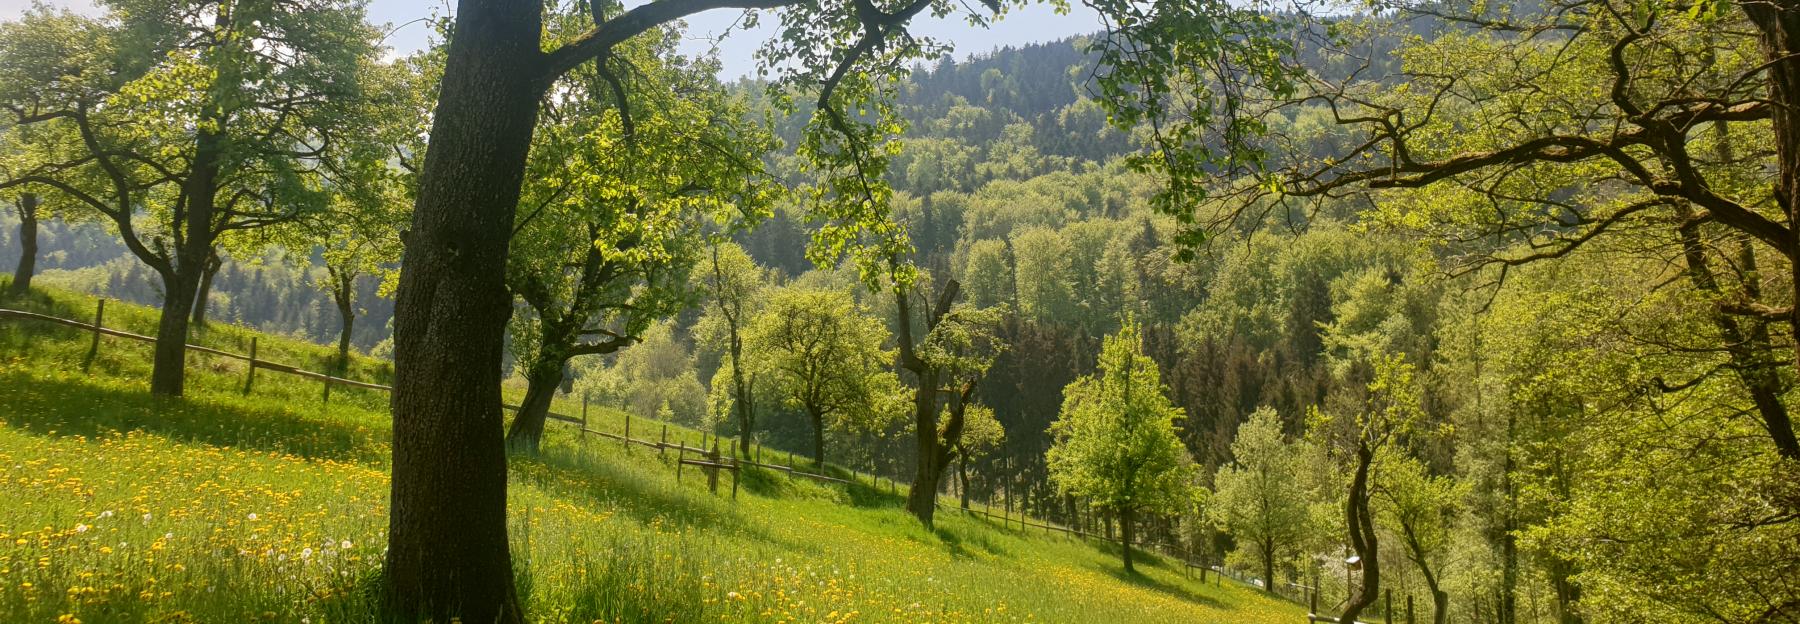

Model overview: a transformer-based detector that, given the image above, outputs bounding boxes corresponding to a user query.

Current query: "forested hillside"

[4,0,1799,621]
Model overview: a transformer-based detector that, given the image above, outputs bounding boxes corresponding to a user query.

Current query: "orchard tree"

[952,402,1004,509]
[697,241,771,457]
[0,10,109,299]
[502,17,776,453]
[749,286,897,468]
[1046,318,1198,573]
[902,300,1007,524]
[6,191,38,297]
[0,1,379,396]
[1211,406,1313,592]
[0,126,58,298]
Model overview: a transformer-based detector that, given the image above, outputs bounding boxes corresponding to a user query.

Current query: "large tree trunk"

[324,278,355,404]
[901,281,961,527]
[149,266,201,396]
[903,366,942,525]
[1120,505,1136,573]
[505,358,566,454]
[384,0,542,620]
[8,193,37,298]
[190,250,221,329]
[150,122,225,397]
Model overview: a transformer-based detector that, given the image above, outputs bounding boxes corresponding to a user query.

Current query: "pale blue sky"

[3,0,1104,79]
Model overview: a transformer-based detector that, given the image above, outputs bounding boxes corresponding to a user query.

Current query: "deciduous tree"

[1046,318,1197,573]
[1212,406,1313,592]
[749,286,897,468]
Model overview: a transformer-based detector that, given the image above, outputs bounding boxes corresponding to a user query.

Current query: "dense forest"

[3,0,1798,622]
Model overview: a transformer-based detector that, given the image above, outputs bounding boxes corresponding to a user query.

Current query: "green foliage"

[1046,318,1197,516]
[571,321,708,427]
[1211,407,1315,584]
[749,286,904,441]
[507,17,778,379]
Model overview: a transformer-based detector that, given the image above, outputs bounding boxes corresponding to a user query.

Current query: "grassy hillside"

[0,283,1303,623]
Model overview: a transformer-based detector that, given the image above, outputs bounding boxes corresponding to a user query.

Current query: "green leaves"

[1046,318,1196,515]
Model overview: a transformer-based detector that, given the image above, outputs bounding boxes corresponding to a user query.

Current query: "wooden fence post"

[1407,594,1415,624]
[660,424,668,457]
[82,298,105,372]
[242,337,258,395]
[1386,588,1394,624]
[676,445,685,482]
[581,393,590,430]
[623,412,631,451]
[707,440,720,495]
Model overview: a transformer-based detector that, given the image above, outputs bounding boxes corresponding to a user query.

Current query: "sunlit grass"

[0,284,1304,622]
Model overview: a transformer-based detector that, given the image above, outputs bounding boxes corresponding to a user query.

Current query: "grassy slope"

[0,283,1303,623]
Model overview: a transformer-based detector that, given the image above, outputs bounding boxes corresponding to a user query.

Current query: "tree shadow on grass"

[0,369,390,465]
[512,445,815,555]
[930,521,1012,560]
[841,477,907,509]
[1091,558,1228,610]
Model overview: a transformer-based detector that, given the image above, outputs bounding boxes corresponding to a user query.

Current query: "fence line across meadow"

[0,302,927,488]
[2,301,1270,597]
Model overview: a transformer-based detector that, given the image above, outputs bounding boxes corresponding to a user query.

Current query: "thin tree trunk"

[809,406,826,469]
[1121,505,1136,573]
[1547,555,1583,624]
[325,276,355,404]
[1675,207,1799,461]
[8,193,37,298]
[959,456,971,510]
[384,0,540,619]
[731,341,753,458]
[714,245,756,459]
[191,250,221,329]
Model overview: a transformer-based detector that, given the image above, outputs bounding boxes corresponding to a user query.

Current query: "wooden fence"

[3,302,1251,593]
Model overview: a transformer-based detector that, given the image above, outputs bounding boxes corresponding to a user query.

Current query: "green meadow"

[0,284,1302,623]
